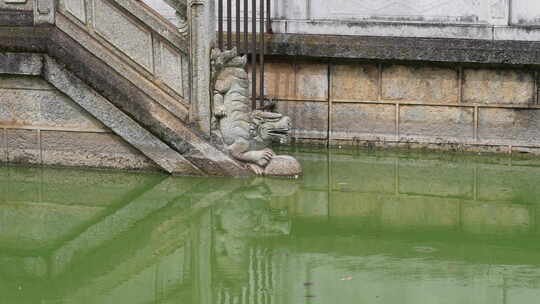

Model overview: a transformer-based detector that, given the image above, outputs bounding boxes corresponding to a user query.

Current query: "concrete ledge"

[0,9,34,26]
[271,20,540,43]
[265,33,540,66]
[0,27,49,53]
[0,53,42,75]
[272,20,494,41]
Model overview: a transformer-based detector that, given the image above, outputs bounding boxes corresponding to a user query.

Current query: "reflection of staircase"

[0,1,251,176]
[0,165,249,303]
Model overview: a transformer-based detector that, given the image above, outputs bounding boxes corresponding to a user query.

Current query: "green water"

[2,149,540,304]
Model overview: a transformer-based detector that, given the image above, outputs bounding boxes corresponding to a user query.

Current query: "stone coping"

[257,33,540,67]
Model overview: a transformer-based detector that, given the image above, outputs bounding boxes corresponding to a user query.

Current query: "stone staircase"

[0,0,251,176]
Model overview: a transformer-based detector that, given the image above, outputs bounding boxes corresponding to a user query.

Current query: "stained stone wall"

[0,75,158,170]
[259,59,540,153]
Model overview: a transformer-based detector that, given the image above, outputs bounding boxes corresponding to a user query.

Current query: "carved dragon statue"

[211,47,302,177]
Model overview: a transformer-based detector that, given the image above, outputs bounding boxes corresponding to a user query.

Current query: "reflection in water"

[1,149,540,303]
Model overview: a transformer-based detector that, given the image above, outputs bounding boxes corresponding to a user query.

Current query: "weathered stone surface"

[0,86,107,130]
[494,26,540,42]
[158,42,185,97]
[296,63,328,101]
[0,53,42,75]
[260,60,328,101]
[511,0,540,26]
[331,155,395,194]
[264,62,296,100]
[0,129,6,163]
[6,129,40,164]
[478,108,540,144]
[0,90,40,126]
[276,101,328,139]
[265,33,540,66]
[332,103,395,140]
[94,0,153,71]
[33,0,55,26]
[0,2,33,10]
[264,155,302,177]
[47,25,248,176]
[0,75,51,90]
[462,202,530,234]
[382,65,459,103]
[64,0,86,23]
[40,92,108,130]
[0,9,34,26]
[42,56,203,175]
[53,15,189,121]
[109,0,188,51]
[331,64,379,101]
[41,131,158,170]
[399,160,474,199]
[0,27,49,54]
[463,69,535,104]
[399,106,474,140]
[309,0,495,24]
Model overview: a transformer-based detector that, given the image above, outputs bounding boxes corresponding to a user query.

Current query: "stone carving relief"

[210,47,302,177]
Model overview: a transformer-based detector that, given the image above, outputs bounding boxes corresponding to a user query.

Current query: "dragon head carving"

[250,110,292,145]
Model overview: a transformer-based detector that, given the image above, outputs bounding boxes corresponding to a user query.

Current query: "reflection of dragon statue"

[211,48,301,176]
[213,179,294,294]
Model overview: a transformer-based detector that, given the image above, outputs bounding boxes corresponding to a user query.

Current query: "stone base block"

[41,131,158,171]
[7,129,40,165]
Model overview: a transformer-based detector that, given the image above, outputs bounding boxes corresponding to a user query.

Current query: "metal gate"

[217,0,272,109]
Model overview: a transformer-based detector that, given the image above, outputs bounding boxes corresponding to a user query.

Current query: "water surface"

[1,149,540,303]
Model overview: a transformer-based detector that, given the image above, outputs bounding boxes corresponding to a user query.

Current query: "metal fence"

[217,0,272,109]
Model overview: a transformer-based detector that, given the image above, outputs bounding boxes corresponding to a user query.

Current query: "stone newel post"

[34,0,55,25]
[188,0,216,135]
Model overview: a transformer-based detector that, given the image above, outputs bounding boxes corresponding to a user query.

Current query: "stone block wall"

[259,59,540,153]
[0,75,158,170]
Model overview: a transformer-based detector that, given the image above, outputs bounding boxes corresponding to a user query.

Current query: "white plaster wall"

[141,0,540,41]
[511,0,540,25]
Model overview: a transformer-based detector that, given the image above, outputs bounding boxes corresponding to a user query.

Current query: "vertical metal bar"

[266,0,272,33]
[251,0,257,109]
[227,0,232,49]
[244,0,248,53]
[259,0,265,107]
[236,0,241,51]
[218,0,223,49]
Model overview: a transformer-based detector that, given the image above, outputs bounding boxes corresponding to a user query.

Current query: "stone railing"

[57,0,189,111]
